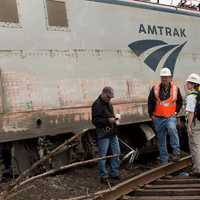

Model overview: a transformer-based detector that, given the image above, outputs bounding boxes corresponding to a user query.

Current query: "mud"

[0,162,158,200]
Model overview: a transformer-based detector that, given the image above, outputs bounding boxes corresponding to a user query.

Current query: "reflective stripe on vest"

[185,91,198,122]
[153,81,177,118]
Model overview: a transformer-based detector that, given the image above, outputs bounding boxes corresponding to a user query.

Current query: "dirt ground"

[0,161,157,200]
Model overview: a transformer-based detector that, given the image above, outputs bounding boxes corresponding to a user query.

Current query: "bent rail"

[94,156,192,200]
[66,156,192,200]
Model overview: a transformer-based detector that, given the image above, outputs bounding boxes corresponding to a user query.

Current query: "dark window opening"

[0,0,19,23]
[47,0,68,27]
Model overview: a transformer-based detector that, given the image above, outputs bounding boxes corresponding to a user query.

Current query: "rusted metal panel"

[0,101,149,142]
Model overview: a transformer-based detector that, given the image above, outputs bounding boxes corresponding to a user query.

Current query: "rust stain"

[74,114,80,121]
[0,69,151,142]
[0,100,150,143]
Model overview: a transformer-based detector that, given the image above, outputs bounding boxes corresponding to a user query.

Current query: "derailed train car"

[0,0,199,175]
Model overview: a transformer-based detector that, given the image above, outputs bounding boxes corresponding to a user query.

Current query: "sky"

[151,0,199,6]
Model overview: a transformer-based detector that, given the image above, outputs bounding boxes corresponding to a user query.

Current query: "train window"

[0,0,19,23]
[46,0,68,27]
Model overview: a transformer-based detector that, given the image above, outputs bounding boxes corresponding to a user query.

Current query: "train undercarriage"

[0,116,189,182]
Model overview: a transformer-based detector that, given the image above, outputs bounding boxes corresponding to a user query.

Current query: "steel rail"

[64,156,191,200]
[93,156,192,200]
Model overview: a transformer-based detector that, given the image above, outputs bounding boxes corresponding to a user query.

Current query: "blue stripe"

[144,44,178,71]
[163,41,187,74]
[128,40,167,56]
[87,0,200,18]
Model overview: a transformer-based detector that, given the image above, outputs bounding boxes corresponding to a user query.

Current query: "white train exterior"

[0,0,199,144]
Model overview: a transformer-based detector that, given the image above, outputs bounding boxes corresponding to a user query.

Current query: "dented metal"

[0,0,199,142]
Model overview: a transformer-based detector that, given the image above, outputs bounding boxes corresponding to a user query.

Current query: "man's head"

[160,68,172,86]
[101,86,114,102]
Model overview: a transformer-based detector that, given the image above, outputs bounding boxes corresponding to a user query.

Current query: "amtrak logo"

[128,39,187,74]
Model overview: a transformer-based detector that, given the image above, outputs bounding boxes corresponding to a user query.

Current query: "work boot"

[100,176,109,184]
[190,172,200,178]
[170,154,180,162]
[159,161,169,166]
[109,175,121,184]
[110,175,121,180]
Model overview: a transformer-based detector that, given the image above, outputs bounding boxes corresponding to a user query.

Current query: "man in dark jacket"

[92,86,120,183]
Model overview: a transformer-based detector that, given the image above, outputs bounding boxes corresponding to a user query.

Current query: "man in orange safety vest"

[148,68,183,164]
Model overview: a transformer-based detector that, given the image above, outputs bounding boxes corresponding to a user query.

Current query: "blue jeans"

[153,116,180,164]
[97,135,120,177]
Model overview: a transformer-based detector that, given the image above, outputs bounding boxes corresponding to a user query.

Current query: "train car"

[0,0,199,176]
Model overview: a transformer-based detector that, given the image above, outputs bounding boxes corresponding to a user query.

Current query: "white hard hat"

[160,68,172,76]
[186,73,200,85]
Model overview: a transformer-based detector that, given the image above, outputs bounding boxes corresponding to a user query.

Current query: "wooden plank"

[127,196,200,200]
[144,184,200,189]
[134,188,200,196]
[154,179,200,185]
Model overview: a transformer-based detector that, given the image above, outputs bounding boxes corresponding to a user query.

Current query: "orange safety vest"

[153,81,177,118]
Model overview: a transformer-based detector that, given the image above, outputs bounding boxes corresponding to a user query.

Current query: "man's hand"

[176,117,182,130]
[108,117,116,123]
[151,116,155,120]
[188,126,193,136]
[184,81,189,95]
[187,112,194,137]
